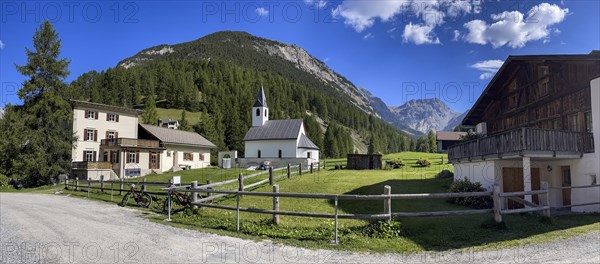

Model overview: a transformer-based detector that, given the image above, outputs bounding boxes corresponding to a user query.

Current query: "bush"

[436,169,454,179]
[416,158,431,167]
[0,173,9,187]
[356,220,405,239]
[385,159,405,169]
[447,177,493,209]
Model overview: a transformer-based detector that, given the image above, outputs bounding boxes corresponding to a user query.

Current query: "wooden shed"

[347,154,383,170]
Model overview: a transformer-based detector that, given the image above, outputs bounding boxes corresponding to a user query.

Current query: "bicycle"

[163,184,192,214]
[120,183,152,208]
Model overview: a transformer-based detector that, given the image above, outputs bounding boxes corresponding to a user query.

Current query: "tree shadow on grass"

[330,178,600,251]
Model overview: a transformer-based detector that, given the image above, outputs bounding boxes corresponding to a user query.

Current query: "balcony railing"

[72,161,112,170]
[448,127,595,161]
[100,138,161,148]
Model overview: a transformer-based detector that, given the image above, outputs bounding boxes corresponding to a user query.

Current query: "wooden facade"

[451,52,599,161]
[468,56,599,134]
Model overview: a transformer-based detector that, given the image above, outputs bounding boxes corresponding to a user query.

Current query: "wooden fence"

[64,164,599,244]
[64,163,316,199]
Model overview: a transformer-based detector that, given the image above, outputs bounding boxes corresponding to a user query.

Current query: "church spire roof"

[253,85,267,107]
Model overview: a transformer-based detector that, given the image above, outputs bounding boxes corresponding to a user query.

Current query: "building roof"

[70,99,143,115]
[462,51,600,126]
[139,124,216,148]
[436,131,467,141]
[298,134,319,149]
[244,119,303,141]
[253,86,267,107]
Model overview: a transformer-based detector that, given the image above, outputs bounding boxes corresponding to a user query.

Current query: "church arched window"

[256,108,260,116]
[278,149,282,158]
[258,150,261,158]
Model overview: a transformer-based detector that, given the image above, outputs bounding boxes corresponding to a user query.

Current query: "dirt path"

[0,193,598,263]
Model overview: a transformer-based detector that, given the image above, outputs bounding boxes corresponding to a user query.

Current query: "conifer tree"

[2,21,75,187]
[427,130,437,153]
[142,95,159,125]
[179,110,191,131]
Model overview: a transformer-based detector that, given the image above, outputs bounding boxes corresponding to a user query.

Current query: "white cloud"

[363,33,375,40]
[0,40,4,49]
[332,1,403,32]
[304,0,327,9]
[387,27,397,33]
[331,0,481,33]
[402,23,440,45]
[463,3,568,48]
[470,59,504,79]
[256,7,269,17]
[323,57,330,63]
[452,30,461,41]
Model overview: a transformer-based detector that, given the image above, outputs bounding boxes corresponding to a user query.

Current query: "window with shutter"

[136,151,140,163]
[93,130,98,141]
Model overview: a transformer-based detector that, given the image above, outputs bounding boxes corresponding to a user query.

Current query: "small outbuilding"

[347,153,383,170]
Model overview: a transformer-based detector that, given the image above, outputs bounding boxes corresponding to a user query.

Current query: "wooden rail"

[448,127,594,161]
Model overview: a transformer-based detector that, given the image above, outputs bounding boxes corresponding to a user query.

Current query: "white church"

[239,87,320,168]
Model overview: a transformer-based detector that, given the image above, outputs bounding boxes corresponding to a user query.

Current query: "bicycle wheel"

[137,193,152,208]
[120,193,131,207]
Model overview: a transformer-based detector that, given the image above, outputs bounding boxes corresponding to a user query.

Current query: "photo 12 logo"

[1,1,139,23]
[0,241,140,263]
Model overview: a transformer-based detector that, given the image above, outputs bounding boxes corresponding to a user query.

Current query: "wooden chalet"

[449,51,600,212]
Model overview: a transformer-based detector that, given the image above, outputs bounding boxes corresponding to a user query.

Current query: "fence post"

[75,177,79,191]
[191,181,198,209]
[272,184,280,225]
[384,185,392,222]
[334,195,339,245]
[236,192,240,232]
[493,184,503,223]
[269,166,274,185]
[310,163,314,174]
[323,160,326,170]
[100,177,105,193]
[87,180,91,197]
[287,164,291,179]
[65,179,69,190]
[207,180,212,198]
[238,173,244,191]
[299,163,302,176]
[542,181,551,217]
[119,178,123,195]
[142,178,147,193]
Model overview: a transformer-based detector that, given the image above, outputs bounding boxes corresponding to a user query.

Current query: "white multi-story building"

[70,100,215,180]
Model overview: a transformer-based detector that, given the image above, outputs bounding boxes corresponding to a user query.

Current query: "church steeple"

[252,85,269,126]
[253,85,267,108]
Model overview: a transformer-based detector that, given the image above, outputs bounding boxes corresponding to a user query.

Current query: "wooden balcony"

[100,138,162,148]
[72,161,112,170]
[448,127,595,162]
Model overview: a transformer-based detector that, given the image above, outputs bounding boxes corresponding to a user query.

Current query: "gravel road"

[0,193,598,263]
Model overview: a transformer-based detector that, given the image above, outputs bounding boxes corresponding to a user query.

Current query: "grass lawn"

[13,152,600,253]
[156,108,203,125]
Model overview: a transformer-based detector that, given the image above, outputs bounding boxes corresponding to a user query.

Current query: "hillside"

[118,31,376,117]
[68,31,408,157]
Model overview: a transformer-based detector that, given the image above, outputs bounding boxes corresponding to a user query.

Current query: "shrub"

[436,169,454,179]
[447,177,493,209]
[0,173,9,187]
[416,158,431,167]
[385,159,405,169]
[356,220,405,239]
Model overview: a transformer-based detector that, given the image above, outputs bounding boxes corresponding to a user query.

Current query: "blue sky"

[1,0,599,113]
